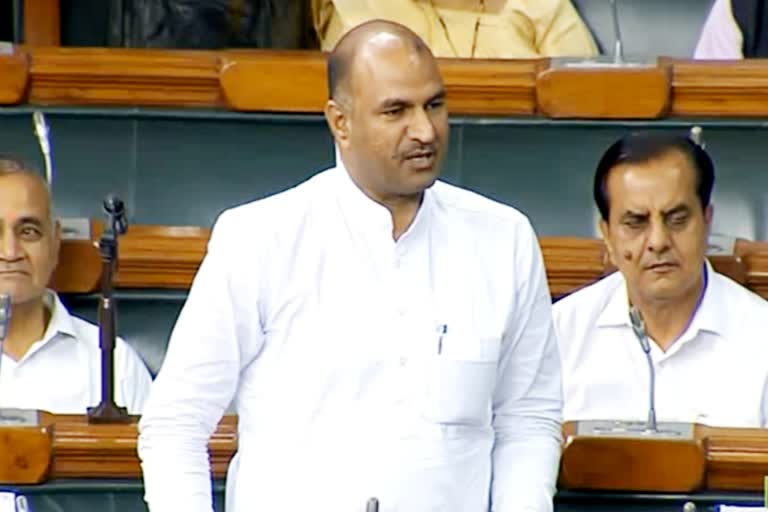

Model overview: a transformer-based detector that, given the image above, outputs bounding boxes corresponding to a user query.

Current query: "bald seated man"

[139,19,562,512]
[0,158,151,414]
[312,0,598,59]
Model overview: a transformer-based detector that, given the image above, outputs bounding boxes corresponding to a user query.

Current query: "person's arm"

[138,210,264,512]
[529,0,598,58]
[115,338,153,415]
[694,0,743,59]
[491,219,563,512]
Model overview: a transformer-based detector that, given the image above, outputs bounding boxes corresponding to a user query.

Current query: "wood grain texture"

[27,48,222,107]
[220,50,328,112]
[0,420,52,484]
[220,52,540,114]
[49,239,101,293]
[22,0,60,46]
[51,230,768,296]
[0,52,30,105]
[561,422,768,492]
[92,223,210,289]
[536,66,671,119]
[0,49,766,116]
[49,414,237,479]
[559,431,706,492]
[668,59,768,117]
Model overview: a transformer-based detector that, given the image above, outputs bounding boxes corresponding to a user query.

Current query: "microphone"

[32,111,54,190]
[610,0,625,65]
[103,194,128,235]
[629,306,658,432]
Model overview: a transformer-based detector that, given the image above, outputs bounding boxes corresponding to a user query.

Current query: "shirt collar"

[16,291,78,363]
[596,260,724,337]
[332,158,433,244]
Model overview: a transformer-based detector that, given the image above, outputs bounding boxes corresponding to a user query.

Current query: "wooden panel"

[540,237,609,297]
[439,58,541,115]
[0,422,52,484]
[49,413,237,479]
[536,66,671,119]
[703,426,768,490]
[28,48,222,107]
[0,48,766,115]
[92,223,210,289]
[561,422,768,492]
[669,59,768,117]
[49,227,768,296]
[221,51,328,112]
[23,0,60,46]
[49,239,101,293]
[560,430,706,492]
[0,51,30,105]
[220,52,540,115]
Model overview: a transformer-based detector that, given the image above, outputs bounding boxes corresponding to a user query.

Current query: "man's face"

[599,151,711,305]
[337,36,449,200]
[0,174,60,306]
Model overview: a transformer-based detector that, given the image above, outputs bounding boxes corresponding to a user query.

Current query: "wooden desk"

[3,45,768,117]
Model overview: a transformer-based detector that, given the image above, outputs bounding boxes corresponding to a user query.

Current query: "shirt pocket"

[421,335,500,427]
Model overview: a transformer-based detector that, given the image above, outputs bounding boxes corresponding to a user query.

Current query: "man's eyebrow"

[662,204,691,216]
[15,216,45,227]
[379,97,411,110]
[426,89,447,103]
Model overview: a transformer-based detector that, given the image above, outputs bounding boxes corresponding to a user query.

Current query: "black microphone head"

[103,194,125,216]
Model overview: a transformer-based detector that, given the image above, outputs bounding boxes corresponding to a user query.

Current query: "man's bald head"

[0,156,52,215]
[326,20,433,106]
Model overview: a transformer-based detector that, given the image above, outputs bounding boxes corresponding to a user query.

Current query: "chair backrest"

[60,289,187,377]
[571,0,715,59]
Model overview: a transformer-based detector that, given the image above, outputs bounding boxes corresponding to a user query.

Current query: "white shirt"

[694,0,743,59]
[138,165,563,512]
[0,291,152,415]
[554,264,768,427]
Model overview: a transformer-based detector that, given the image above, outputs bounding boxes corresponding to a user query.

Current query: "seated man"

[554,133,768,428]
[0,157,151,414]
[312,0,598,59]
[695,0,768,59]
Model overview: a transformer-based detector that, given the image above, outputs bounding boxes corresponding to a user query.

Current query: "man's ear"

[324,99,351,149]
[704,204,714,226]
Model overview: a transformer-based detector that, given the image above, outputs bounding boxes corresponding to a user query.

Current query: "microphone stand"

[87,196,131,424]
[629,307,658,433]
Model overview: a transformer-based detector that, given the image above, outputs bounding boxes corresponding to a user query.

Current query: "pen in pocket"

[437,324,448,354]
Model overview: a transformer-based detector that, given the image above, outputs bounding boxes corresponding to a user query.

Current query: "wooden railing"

[49,223,768,300]
[4,46,768,118]
[4,413,764,491]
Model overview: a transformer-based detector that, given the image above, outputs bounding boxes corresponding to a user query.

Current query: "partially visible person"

[695,0,768,59]
[312,0,598,58]
[0,157,151,414]
[554,133,768,428]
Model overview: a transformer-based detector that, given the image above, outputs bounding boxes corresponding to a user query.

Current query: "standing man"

[139,20,562,512]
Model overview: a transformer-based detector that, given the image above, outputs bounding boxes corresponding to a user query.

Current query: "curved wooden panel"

[0,52,30,105]
[220,52,540,115]
[221,51,327,112]
[49,413,237,479]
[49,239,101,294]
[28,48,222,107]
[536,65,671,119]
